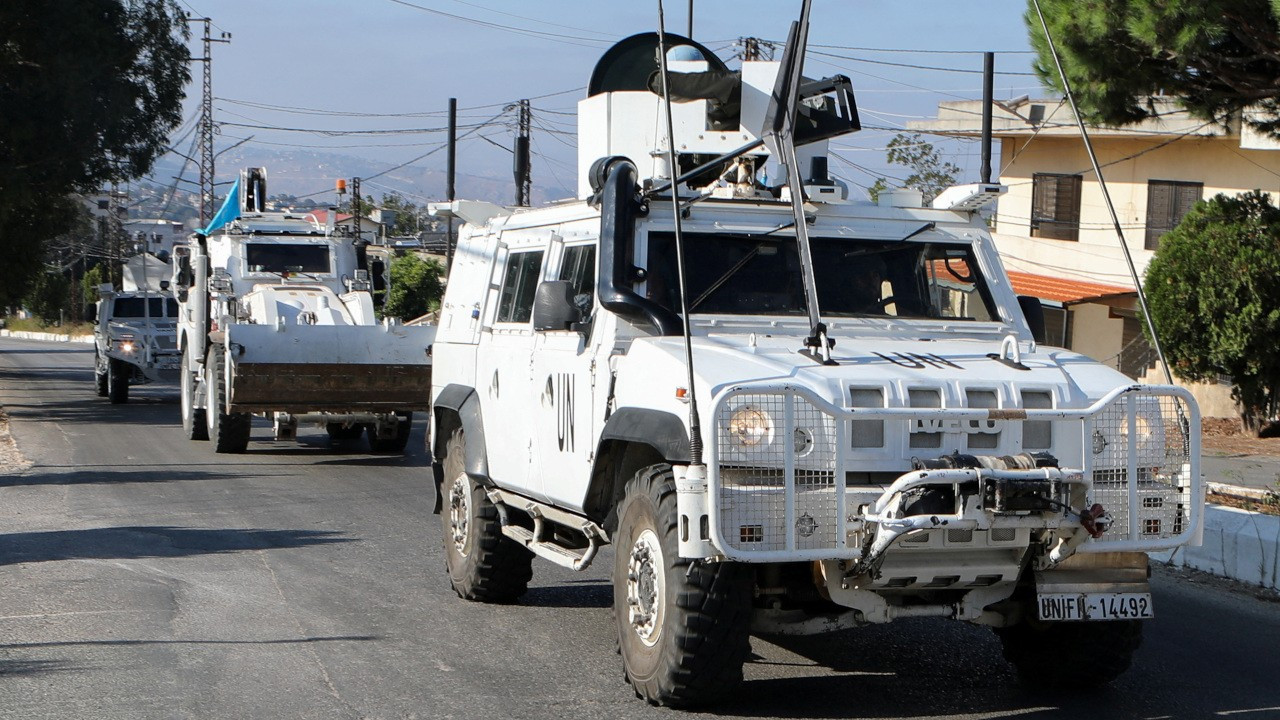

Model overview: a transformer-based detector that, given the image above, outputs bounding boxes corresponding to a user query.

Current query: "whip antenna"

[1029,0,1173,383]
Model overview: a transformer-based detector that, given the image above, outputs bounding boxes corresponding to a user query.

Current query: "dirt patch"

[0,407,31,472]
[1202,417,1280,457]
[1208,491,1280,517]
[1153,562,1280,604]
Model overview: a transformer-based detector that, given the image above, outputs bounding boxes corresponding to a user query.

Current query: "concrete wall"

[1153,505,1280,591]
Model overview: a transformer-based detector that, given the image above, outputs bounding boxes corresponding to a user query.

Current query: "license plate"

[1036,592,1153,621]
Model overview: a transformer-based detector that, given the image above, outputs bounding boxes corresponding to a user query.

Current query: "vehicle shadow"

[0,525,352,566]
[0,468,275,488]
[521,581,612,609]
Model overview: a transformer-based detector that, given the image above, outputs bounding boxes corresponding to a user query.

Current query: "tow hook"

[1080,503,1111,538]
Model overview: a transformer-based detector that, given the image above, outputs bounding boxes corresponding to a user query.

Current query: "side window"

[495,250,544,323]
[558,244,596,312]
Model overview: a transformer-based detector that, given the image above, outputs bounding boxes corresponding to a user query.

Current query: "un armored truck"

[92,254,181,404]
[426,28,1204,708]
[173,168,434,454]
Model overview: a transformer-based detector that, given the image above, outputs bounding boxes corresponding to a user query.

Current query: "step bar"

[487,488,609,571]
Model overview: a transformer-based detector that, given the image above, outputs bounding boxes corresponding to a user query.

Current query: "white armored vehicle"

[173,168,433,453]
[428,18,1202,708]
[92,254,180,404]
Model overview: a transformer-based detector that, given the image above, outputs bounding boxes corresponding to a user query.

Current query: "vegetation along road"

[1,337,1278,719]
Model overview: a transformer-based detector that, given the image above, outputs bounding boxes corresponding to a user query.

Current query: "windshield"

[113,297,178,318]
[245,243,331,274]
[645,232,998,321]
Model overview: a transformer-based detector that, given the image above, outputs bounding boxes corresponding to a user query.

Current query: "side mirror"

[1017,295,1047,345]
[85,304,97,323]
[160,280,171,291]
[532,280,579,332]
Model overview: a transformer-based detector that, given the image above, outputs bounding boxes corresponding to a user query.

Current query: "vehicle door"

[531,240,605,511]
[473,240,546,498]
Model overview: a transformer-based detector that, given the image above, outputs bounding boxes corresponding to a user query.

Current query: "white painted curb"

[1153,504,1280,590]
[0,329,93,344]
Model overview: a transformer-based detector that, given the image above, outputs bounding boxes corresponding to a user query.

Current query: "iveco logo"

[910,418,1004,434]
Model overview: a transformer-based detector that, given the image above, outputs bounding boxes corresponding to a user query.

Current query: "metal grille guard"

[696,383,1202,563]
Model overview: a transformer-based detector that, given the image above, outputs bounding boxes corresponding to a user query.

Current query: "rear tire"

[107,358,129,404]
[613,464,753,708]
[440,428,532,602]
[204,343,250,453]
[996,618,1143,688]
[181,347,208,441]
[368,413,412,453]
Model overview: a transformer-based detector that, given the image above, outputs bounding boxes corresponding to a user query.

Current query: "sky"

[161,0,1051,205]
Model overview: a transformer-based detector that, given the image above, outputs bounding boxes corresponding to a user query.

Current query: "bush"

[1144,190,1280,432]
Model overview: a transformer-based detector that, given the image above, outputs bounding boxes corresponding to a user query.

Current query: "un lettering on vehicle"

[555,372,575,452]
[910,417,1004,434]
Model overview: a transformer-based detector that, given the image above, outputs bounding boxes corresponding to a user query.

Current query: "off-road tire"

[996,618,1143,688]
[440,428,532,602]
[613,463,753,708]
[94,354,109,397]
[326,423,364,441]
[368,413,412,453]
[107,358,129,404]
[204,343,251,453]
[180,347,208,441]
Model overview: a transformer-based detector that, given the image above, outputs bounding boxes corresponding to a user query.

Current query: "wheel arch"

[432,383,491,483]
[583,408,691,531]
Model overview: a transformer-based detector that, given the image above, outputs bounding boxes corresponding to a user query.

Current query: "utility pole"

[445,97,457,270]
[513,99,532,207]
[738,37,774,61]
[187,17,231,226]
[687,0,693,37]
[351,176,362,242]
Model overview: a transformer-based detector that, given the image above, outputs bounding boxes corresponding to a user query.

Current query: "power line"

[384,0,612,47]
[809,49,1038,76]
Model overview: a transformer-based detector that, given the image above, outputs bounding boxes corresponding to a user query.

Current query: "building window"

[1145,180,1202,250]
[1030,173,1083,241]
[495,250,544,323]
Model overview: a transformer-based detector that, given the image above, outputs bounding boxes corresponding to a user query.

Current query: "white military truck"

[92,254,180,404]
[428,27,1202,708]
[173,168,434,454]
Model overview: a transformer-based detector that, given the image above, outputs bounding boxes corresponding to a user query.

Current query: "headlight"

[120,341,136,353]
[729,405,773,448]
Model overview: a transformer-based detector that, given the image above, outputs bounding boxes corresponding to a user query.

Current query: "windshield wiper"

[690,242,766,310]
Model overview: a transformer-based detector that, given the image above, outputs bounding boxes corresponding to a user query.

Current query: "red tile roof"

[1006,270,1134,305]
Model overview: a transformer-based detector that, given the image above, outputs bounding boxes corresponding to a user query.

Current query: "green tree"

[869,133,960,205]
[82,265,107,306]
[384,254,445,321]
[1144,190,1280,432]
[379,192,423,236]
[0,0,190,308]
[1026,0,1280,138]
[24,270,71,324]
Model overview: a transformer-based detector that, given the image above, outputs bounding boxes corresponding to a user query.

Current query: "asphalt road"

[2,336,1278,720]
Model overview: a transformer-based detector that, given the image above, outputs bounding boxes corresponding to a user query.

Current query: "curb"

[0,329,93,344]
[1152,503,1280,591]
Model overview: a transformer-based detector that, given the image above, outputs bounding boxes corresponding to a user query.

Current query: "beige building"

[910,98,1280,417]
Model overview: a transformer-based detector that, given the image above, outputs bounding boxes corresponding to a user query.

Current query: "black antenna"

[761,0,834,364]
[656,0,704,465]
[1029,0,1173,384]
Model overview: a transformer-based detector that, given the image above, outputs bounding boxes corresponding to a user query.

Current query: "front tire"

[440,428,532,602]
[204,343,250,453]
[181,348,208,441]
[107,358,129,404]
[613,464,753,708]
[996,618,1143,688]
[94,353,108,397]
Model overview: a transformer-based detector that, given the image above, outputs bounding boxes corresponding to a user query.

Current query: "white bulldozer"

[172,167,434,453]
